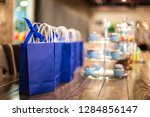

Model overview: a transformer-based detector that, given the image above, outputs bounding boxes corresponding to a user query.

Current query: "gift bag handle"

[57,26,69,42]
[76,30,82,41]
[52,26,59,42]
[37,23,52,42]
[68,28,77,42]
[38,23,58,42]
[68,29,82,41]
[47,25,59,42]
[23,18,44,48]
[32,22,48,42]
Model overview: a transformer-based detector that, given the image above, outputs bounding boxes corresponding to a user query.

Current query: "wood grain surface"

[64,78,104,100]
[0,75,18,99]
[0,52,149,100]
[127,52,150,100]
[98,78,128,100]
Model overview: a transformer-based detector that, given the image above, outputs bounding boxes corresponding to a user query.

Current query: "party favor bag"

[19,19,61,95]
[68,29,84,68]
[75,30,84,67]
[58,27,75,83]
[79,41,84,66]
[49,26,62,86]
[68,29,78,70]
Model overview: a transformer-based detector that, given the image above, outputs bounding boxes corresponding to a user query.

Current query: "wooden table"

[0,52,149,100]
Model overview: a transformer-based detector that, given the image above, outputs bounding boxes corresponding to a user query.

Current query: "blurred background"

[0,0,150,50]
[0,0,150,100]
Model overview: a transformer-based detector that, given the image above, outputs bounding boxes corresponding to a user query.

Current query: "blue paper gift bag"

[20,43,55,95]
[73,42,77,70]
[75,42,81,68]
[72,42,76,71]
[79,41,84,66]
[73,41,84,69]
[54,43,62,86]
[19,18,62,95]
[20,44,62,96]
[60,42,75,83]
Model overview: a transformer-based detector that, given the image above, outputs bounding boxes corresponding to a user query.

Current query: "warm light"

[121,0,127,2]
[20,1,28,7]
[137,23,140,29]
[142,21,149,30]
[128,26,132,31]
[16,7,21,12]
[116,23,120,27]
[107,21,111,27]
[95,0,102,4]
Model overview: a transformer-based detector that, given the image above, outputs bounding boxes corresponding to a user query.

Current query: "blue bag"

[79,41,84,66]
[60,42,75,83]
[73,42,77,71]
[73,42,78,70]
[56,27,75,83]
[19,18,62,95]
[67,29,84,70]
[75,42,81,68]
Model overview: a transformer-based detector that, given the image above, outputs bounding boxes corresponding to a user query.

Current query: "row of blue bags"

[19,18,84,95]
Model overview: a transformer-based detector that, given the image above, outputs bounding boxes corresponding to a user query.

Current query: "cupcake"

[87,50,100,59]
[84,66,95,75]
[114,64,124,78]
[111,51,122,60]
[110,33,119,42]
[93,63,101,71]
[88,33,99,41]
[105,50,111,57]
[84,64,101,76]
